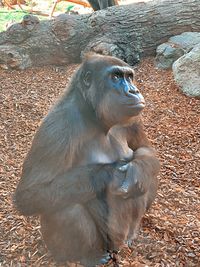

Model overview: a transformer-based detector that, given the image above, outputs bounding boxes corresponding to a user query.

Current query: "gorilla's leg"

[108,0,116,6]
[98,0,116,9]
[87,0,100,10]
[146,176,159,211]
[40,204,105,266]
[126,182,158,248]
[125,197,147,248]
[98,0,109,9]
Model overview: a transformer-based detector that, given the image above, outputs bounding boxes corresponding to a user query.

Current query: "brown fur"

[14,54,160,266]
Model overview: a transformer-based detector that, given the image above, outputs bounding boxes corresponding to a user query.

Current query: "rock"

[172,44,200,98]
[156,43,184,69]
[170,32,200,51]
[0,45,31,70]
[156,32,200,69]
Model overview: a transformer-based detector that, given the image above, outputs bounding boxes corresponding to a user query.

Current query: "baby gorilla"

[14,54,160,266]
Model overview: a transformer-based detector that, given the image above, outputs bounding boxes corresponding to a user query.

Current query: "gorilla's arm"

[14,164,114,216]
[110,122,160,199]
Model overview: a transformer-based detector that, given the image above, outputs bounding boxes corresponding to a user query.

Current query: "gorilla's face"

[81,55,145,129]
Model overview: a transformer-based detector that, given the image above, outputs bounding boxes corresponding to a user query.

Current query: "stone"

[156,42,184,69]
[172,44,200,98]
[156,32,200,69]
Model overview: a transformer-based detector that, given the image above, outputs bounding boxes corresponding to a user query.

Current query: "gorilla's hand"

[109,162,146,198]
[109,147,158,199]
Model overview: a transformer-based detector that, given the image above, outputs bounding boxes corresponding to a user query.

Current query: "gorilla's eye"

[112,73,122,82]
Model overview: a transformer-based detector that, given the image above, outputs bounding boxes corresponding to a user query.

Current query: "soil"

[0,58,199,266]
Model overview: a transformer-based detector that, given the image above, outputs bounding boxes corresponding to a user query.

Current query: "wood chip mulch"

[0,58,199,267]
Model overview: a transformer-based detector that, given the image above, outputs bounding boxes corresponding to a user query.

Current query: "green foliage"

[0,9,26,32]
[0,8,43,32]
[55,2,74,12]
[0,0,75,32]
[66,5,74,12]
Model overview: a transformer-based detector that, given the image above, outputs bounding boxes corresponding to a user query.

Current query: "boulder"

[156,32,200,69]
[172,44,200,98]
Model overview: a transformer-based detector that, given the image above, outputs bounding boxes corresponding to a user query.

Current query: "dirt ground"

[0,58,199,266]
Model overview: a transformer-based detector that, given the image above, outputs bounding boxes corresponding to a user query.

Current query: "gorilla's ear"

[83,71,92,87]
[82,52,97,61]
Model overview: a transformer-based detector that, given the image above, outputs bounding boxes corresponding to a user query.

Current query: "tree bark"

[0,0,200,69]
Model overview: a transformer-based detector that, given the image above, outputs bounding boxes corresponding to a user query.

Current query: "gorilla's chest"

[79,130,133,165]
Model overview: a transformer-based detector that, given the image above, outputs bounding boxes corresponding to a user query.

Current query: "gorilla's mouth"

[135,102,145,107]
[127,101,145,108]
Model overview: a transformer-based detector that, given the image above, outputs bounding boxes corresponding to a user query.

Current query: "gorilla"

[14,54,160,266]
[88,0,117,11]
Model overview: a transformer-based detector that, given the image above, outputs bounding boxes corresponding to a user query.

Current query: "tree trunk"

[0,0,200,69]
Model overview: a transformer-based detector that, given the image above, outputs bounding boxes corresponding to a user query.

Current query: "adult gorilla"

[14,54,160,266]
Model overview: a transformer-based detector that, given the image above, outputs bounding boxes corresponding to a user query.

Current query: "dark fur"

[88,0,116,10]
[14,54,160,266]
